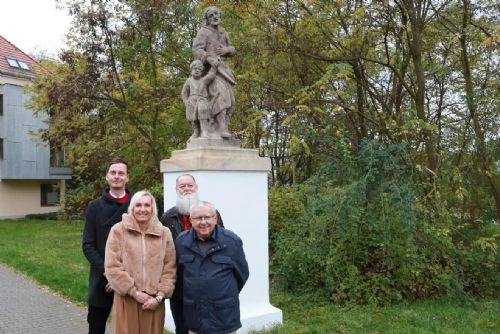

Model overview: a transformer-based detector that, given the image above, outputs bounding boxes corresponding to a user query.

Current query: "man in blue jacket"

[82,157,131,334]
[176,201,249,334]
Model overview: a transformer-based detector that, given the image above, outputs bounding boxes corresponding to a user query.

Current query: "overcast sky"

[0,0,71,57]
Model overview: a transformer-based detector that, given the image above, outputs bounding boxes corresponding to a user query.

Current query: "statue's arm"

[205,66,217,82]
[192,30,208,62]
[181,79,191,104]
[223,31,236,56]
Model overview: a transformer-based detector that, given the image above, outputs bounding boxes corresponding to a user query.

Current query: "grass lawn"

[0,219,498,333]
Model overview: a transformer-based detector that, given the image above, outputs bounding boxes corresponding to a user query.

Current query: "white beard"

[176,192,200,215]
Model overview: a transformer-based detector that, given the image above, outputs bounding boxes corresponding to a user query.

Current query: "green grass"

[0,219,88,305]
[264,293,499,333]
[0,219,499,333]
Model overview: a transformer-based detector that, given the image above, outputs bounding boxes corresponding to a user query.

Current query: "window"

[41,183,59,206]
[6,58,18,67]
[0,93,3,115]
[18,61,29,70]
[50,140,66,167]
[6,58,30,70]
[0,138,3,159]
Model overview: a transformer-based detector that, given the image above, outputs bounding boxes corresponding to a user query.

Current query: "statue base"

[186,136,240,149]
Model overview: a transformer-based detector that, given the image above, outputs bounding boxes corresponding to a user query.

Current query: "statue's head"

[190,60,204,78]
[190,60,204,71]
[204,6,221,26]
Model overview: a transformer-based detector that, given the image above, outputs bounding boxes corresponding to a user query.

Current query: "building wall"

[0,179,62,219]
[0,82,60,180]
[0,39,71,219]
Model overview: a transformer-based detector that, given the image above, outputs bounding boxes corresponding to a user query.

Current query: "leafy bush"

[24,212,59,220]
[271,139,499,305]
[58,182,95,221]
[268,186,305,255]
[452,220,500,298]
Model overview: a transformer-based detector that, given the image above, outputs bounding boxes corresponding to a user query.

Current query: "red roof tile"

[0,34,41,79]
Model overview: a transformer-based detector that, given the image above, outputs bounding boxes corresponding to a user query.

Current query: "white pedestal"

[160,147,283,333]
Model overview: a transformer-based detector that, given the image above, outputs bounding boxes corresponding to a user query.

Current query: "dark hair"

[108,157,129,173]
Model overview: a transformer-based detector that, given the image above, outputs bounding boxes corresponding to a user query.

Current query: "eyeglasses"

[190,215,215,222]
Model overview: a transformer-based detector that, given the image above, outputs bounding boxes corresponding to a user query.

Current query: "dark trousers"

[87,305,112,334]
[170,298,188,334]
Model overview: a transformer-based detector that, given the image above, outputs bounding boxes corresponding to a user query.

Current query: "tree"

[30,0,201,216]
[453,0,499,221]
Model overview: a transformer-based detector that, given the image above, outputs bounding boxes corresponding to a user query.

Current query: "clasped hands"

[135,290,162,310]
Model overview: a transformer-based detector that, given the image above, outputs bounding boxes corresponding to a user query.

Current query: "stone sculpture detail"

[182,6,239,148]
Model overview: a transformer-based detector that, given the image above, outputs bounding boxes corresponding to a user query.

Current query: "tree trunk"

[403,0,439,172]
[460,0,500,221]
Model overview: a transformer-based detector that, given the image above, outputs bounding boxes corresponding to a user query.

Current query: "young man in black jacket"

[82,158,131,334]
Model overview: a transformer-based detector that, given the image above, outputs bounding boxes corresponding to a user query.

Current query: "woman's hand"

[142,296,161,310]
[134,291,150,304]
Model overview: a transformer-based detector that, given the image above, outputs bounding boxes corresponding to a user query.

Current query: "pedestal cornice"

[160,147,271,172]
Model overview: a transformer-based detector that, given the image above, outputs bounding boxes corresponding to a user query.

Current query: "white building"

[0,35,71,219]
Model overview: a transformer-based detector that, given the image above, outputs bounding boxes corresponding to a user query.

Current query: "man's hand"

[105,282,113,293]
[214,46,228,56]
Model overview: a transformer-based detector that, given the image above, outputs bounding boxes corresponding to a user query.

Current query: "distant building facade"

[0,35,71,219]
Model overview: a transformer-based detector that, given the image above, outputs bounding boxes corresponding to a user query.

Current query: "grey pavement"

[0,263,111,334]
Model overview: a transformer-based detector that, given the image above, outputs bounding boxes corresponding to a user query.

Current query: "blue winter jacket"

[175,225,249,334]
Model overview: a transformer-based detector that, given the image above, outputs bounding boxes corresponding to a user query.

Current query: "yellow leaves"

[473,236,499,255]
[282,113,298,126]
[295,104,312,113]
[289,134,312,156]
[446,32,461,44]
[481,35,500,46]
[352,6,366,21]
[330,105,341,113]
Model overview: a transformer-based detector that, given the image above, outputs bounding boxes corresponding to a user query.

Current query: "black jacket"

[82,189,131,307]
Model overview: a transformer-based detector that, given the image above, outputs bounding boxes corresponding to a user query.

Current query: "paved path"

[0,263,111,334]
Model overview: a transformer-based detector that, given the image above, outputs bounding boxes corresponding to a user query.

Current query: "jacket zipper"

[141,233,146,288]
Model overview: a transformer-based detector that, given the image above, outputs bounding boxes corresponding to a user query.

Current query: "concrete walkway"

[0,263,111,334]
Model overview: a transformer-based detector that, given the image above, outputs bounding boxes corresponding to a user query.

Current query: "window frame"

[6,58,30,71]
[41,183,60,207]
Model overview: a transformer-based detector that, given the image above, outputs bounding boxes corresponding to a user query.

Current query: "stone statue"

[190,6,236,141]
[181,60,218,139]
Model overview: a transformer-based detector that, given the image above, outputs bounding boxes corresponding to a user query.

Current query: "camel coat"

[105,213,176,334]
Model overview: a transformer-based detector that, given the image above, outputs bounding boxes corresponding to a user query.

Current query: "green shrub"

[271,139,498,305]
[453,220,500,298]
[25,212,59,220]
[268,186,305,255]
[58,183,95,221]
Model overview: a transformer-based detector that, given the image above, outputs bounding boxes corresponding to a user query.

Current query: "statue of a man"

[192,6,236,139]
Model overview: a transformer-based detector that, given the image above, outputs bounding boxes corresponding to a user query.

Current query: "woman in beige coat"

[105,190,176,334]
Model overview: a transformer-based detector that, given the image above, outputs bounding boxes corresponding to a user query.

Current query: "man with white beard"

[160,174,223,334]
